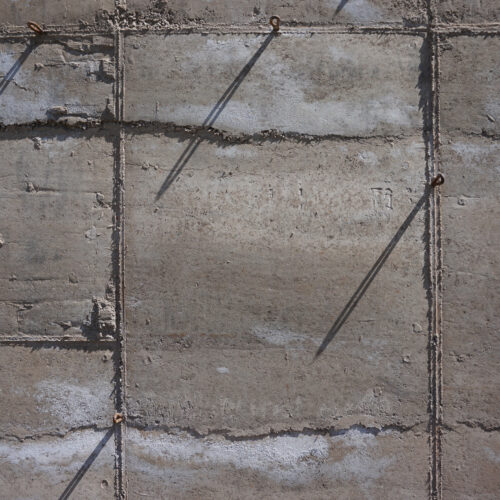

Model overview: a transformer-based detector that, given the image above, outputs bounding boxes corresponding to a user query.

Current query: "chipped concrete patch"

[251,324,310,346]
[0,38,114,125]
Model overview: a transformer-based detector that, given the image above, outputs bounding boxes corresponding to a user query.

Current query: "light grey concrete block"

[442,427,500,500]
[0,37,115,125]
[441,137,500,428]
[125,33,427,136]
[126,427,428,499]
[0,429,115,499]
[125,133,429,432]
[440,36,500,136]
[0,0,114,27]
[0,130,115,338]
[0,345,115,439]
[128,0,427,26]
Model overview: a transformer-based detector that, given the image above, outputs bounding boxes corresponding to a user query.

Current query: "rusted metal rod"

[26,21,45,35]
[269,16,280,32]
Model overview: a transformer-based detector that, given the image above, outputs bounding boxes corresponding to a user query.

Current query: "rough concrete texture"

[440,137,500,429]
[0,429,115,499]
[1,1,499,498]
[125,33,426,136]
[0,345,114,438]
[125,134,429,433]
[127,427,428,499]
[437,0,500,24]
[128,0,427,26]
[0,37,115,126]
[442,427,500,500]
[440,36,500,137]
[0,130,115,338]
[440,35,500,433]
[0,0,115,27]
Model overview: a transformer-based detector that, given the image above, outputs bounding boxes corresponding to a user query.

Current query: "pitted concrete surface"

[125,134,429,433]
[0,1,499,499]
[128,0,427,26]
[0,130,115,339]
[0,0,115,27]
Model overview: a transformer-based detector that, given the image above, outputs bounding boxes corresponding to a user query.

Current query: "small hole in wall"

[101,479,109,489]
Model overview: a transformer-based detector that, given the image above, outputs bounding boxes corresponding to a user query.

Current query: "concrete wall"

[0,1,498,499]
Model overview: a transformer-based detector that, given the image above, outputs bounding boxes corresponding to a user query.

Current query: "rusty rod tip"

[269,16,280,32]
[113,413,124,424]
[27,21,44,35]
[431,174,445,187]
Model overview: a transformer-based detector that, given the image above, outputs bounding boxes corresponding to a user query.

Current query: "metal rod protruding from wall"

[431,174,445,187]
[269,16,280,32]
[26,21,45,35]
[113,413,123,424]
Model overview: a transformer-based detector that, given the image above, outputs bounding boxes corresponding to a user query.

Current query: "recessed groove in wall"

[113,24,127,500]
[428,9,443,497]
[1,23,500,40]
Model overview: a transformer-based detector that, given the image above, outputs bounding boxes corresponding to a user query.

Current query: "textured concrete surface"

[0,37,115,126]
[0,345,114,497]
[125,134,429,433]
[437,0,500,24]
[0,1,499,499]
[442,427,500,500]
[438,32,500,500]
[0,0,115,27]
[128,0,427,26]
[0,345,114,438]
[440,35,500,432]
[0,130,115,338]
[440,36,500,137]
[127,427,428,499]
[125,33,426,136]
[440,137,500,429]
[0,429,115,499]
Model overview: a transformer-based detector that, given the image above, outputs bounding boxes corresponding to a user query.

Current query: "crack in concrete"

[0,424,112,443]
[126,421,425,441]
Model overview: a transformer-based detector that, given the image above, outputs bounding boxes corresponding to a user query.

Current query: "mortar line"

[1,24,500,39]
[113,19,127,500]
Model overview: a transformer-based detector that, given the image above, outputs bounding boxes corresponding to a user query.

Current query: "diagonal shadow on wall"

[333,0,351,17]
[314,187,430,359]
[0,41,37,96]
[58,427,114,500]
[155,31,276,200]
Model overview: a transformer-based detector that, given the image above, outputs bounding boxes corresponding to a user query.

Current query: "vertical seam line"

[113,10,127,499]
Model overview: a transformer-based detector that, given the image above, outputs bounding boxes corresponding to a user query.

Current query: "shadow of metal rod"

[155,32,276,200]
[58,428,114,500]
[314,188,429,359]
[0,41,36,96]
